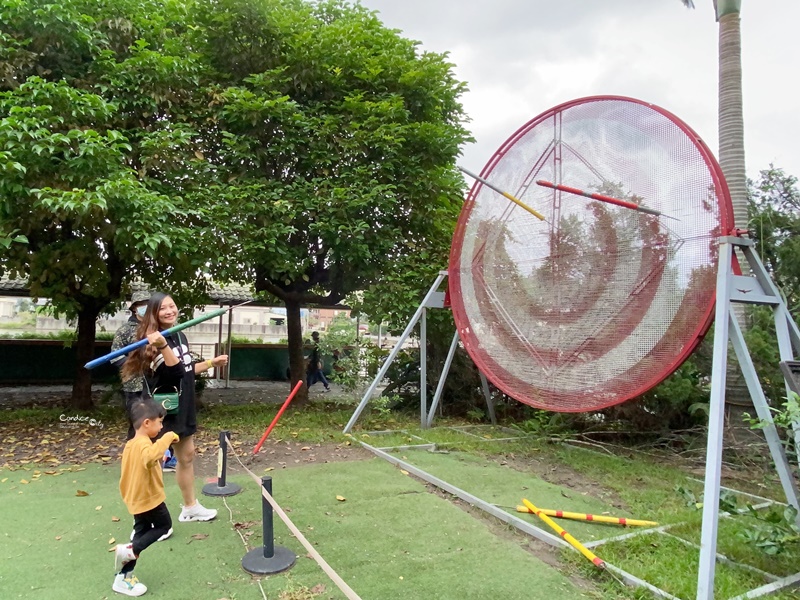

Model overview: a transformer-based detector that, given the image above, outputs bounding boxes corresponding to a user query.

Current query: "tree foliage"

[749,166,800,321]
[0,0,210,407]
[183,0,472,402]
[0,0,471,406]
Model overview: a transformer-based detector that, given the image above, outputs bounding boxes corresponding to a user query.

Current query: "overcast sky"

[358,0,800,183]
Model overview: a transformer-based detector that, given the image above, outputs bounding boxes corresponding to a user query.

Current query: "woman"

[122,292,228,523]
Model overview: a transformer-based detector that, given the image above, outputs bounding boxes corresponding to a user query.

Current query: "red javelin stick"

[536,180,663,217]
[253,380,304,454]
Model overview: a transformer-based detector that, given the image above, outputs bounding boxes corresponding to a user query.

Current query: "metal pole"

[696,239,734,600]
[241,476,296,574]
[202,431,242,496]
[426,331,460,427]
[217,304,224,381]
[262,476,275,558]
[420,307,427,429]
[226,304,233,389]
[344,271,448,433]
[479,372,498,425]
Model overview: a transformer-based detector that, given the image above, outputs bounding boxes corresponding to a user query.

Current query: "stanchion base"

[241,545,296,575]
[202,482,243,497]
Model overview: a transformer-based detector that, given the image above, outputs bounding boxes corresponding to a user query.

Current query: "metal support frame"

[344,271,498,434]
[697,236,800,600]
[344,271,448,433]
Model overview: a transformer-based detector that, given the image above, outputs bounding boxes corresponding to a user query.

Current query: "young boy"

[112,400,180,596]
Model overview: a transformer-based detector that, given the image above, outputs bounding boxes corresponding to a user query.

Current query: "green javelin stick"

[84,300,252,370]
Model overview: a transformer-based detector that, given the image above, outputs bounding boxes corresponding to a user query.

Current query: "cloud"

[360,0,800,180]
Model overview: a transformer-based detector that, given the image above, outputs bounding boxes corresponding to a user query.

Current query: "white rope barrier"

[224,436,363,600]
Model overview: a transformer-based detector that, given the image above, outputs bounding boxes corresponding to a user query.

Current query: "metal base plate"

[241,545,296,575]
[202,482,242,497]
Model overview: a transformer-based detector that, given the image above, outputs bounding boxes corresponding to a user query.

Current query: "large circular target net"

[449,96,733,412]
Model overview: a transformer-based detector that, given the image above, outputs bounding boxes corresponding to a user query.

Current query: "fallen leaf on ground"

[55,536,62,541]
[400,470,409,476]
[111,516,120,522]
[76,490,89,496]
[336,495,346,502]
[95,505,102,511]
[190,533,209,541]
[108,537,116,544]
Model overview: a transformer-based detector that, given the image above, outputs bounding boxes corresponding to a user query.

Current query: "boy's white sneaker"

[179,501,217,522]
[112,572,147,597]
[113,543,137,573]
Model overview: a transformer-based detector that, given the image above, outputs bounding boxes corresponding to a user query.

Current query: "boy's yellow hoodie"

[119,433,178,515]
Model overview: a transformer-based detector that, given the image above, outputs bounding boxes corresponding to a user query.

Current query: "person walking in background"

[111,291,177,470]
[306,331,331,392]
[113,399,179,597]
[122,292,228,523]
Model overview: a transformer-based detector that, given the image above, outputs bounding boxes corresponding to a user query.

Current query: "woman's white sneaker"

[179,501,217,522]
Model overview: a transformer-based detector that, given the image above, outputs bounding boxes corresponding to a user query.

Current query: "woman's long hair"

[121,292,172,380]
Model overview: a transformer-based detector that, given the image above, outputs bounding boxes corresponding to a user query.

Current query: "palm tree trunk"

[718,10,747,231]
[716,8,752,409]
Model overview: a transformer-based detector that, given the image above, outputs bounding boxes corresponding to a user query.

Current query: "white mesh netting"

[449,97,733,412]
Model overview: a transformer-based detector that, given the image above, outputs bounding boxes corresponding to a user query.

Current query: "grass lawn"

[0,457,584,600]
[2,401,799,599]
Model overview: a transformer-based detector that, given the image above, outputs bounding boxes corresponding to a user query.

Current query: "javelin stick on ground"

[522,498,606,569]
[253,379,304,454]
[516,505,658,527]
[84,300,254,370]
[535,180,671,218]
[459,166,546,221]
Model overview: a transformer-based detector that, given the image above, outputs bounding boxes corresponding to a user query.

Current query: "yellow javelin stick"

[522,498,605,568]
[459,166,546,221]
[516,505,658,527]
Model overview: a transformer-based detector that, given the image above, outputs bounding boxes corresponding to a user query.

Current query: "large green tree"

[188,0,472,401]
[0,0,205,408]
[0,0,471,407]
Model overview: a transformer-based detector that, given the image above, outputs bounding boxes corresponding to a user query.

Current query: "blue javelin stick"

[84,301,251,370]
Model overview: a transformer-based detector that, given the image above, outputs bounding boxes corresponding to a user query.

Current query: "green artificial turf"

[0,458,586,600]
[391,448,642,542]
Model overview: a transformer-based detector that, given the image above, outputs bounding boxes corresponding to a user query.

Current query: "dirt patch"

[192,434,372,480]
[479,451,629,512]
[0,415,370,473]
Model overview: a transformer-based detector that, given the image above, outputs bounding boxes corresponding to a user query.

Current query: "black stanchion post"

[241,476,296,574]
[202,430,242,497]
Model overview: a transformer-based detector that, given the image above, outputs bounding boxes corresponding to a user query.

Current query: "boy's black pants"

[121,502,172,574]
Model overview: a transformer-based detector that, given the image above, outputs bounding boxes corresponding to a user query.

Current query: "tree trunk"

[285,298,309,406]
[718,10,747,231]
[718,9,752,408]
[71,308,98,410]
